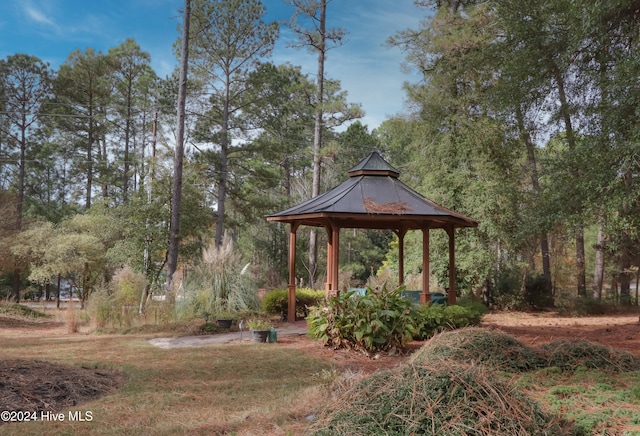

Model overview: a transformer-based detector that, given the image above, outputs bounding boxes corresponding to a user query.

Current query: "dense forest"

[1,0,639,314]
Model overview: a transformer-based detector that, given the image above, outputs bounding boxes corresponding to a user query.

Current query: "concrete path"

[148,322,308,349]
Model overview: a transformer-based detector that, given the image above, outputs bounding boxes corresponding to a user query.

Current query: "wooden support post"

[332,226,340,296]
[288,224,298,323]
[447,226,456,305]
[398,229,405,286]
[420,227,430,304]
[325,226,333,300]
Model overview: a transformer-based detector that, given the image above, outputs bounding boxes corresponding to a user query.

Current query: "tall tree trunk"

[139,112,157,315]
[12,268,20,303]
[56,274,61,309]
[123,84,132,202]
[592,52,609,302]
[593,216,606,299]
[215,141,227,248]
[550,63,586,296]
[86,116,93,209]
[575,224,587,297]
[17,115,26,229]
[516,106,552,298]
[284,157,291,197]
[215,71,230,249]
[619,240,632,305]
[13,111,26,302]
[619,170,634,305]
[308,0,327,289]
[166,0,191,294]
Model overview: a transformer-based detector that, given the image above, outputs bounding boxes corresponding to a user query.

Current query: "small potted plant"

[246,319,272,343]
[215,313,235,329]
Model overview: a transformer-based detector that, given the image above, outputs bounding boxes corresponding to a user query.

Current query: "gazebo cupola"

[267,150,478,323]
[347,150,400,178]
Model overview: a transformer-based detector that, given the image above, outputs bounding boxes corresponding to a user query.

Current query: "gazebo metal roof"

[267,151,477,230]
[266,151,478,323]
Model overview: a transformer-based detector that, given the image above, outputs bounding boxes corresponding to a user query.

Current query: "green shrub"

[307,286,417,354]
[86,267,148,330]
[556,296,611,316]
[413,302,485,339]
[524,274,554,308]
[262,288,324,320]
[456,295,490,316]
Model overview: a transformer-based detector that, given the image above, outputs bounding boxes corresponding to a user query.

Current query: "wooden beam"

[266,213,476,230]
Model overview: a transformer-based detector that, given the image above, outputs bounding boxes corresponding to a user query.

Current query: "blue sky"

[0,0,426,129]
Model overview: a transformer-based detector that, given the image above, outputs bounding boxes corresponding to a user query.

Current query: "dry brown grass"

[65,302,80,334]
[0,310,332,436]
[4,306,640,435]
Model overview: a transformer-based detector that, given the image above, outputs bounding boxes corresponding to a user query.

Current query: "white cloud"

[22,2,58,29]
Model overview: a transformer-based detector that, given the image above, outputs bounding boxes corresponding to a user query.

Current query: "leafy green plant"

[262,288,324,319]
[246,318,272,331]
[196,322,219,334]
[307,285,417,354]
[412,303,485,339]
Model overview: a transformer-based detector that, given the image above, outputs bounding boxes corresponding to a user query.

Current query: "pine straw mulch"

[0,359,125,424]
[307,327,640,436]
[410,327,640,373]
[410,327,547,372]
[308,360,574,436]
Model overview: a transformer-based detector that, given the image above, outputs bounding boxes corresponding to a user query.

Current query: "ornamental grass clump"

[539,339,640,372]
[308,360,572,436]
[177,234,260,319]
[411,327,547,372]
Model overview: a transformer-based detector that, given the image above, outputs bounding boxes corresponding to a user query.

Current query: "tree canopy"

[2,0,639,312]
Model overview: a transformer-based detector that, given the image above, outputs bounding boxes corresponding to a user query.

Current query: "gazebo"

[266,151,478,323]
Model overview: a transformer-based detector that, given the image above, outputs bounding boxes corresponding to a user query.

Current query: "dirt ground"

[276,311,640,373]
[1,310,639,420]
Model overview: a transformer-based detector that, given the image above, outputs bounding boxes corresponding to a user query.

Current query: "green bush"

[262,288,324,320]
[86,267,148,330]
[413,302,485,340]
[556,296,610,316]
[524,274,554,308]
[307,286,417,354]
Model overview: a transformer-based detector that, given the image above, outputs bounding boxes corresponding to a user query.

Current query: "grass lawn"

[2,304,640,435]
[0,329,332,435]
[516,367,640,435]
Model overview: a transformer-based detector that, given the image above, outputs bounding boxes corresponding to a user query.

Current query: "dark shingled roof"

[267,151,478,230]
